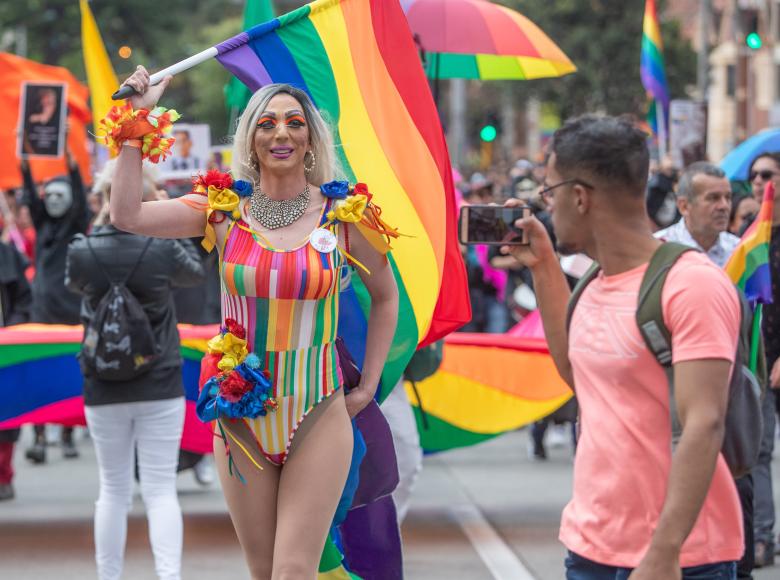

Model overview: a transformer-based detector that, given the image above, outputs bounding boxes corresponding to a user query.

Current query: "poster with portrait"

[17,82,67,158]
[669,100,708,169]
[157,123,212,180]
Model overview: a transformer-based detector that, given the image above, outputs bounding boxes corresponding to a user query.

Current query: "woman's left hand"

[345,387,373,418]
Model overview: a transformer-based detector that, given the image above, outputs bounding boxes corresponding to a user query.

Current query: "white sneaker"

[547,425,570,449]
[193,457,215,486]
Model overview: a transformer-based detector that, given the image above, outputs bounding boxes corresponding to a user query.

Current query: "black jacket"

[65,226,205,406]
[0,242,31,327]
[22,161,88,323]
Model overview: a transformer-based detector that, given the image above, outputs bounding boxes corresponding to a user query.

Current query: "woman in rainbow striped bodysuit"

[110,66,399,579]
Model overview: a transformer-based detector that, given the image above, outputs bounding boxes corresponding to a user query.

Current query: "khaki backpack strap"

[565,261,602,333]
[635,243,697,367]
[636,242,698,442]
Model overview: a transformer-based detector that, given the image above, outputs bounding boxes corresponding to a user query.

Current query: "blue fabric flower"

[235,363,272,389]
[232,179,253,198]
[244,353,262,369]
[320,180,350,199]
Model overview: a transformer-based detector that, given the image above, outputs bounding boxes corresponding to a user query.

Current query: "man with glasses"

[504,115,743,579]
[747,152,780,568]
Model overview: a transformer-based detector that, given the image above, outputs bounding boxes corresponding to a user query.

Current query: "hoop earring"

[250,155,259,171]
[304,151,317,175]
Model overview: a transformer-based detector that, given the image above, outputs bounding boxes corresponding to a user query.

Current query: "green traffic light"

[480,125,497,142]
[746,32,762,50]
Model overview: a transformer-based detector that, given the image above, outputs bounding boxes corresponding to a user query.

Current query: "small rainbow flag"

[640,0,669,137]
[213,0,470,394]
[725,182,774,304]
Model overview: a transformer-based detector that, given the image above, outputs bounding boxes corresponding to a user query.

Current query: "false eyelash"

[257,116,277,127]
[286,115,306,126]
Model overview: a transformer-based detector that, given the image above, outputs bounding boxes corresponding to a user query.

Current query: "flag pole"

[750,304,762,373]
[111,46,220,100]
[656,100,667,159]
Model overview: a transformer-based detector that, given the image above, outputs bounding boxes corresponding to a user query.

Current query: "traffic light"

[480,124,497,143]
[744,11,761,50]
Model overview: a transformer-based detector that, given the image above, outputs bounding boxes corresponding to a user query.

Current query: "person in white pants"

[66,159,205,580]
[85,399,185,580]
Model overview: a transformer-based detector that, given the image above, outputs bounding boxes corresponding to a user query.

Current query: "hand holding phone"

[458,204,532,245]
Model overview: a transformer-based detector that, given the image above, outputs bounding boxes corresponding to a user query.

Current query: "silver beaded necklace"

[249,183,311,230]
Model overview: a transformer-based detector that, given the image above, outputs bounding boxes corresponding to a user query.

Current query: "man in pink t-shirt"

[503,116,743,579]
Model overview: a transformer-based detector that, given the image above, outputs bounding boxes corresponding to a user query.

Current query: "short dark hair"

[748,151,780,175]
[676,161,726,200]
[551,115,650,196]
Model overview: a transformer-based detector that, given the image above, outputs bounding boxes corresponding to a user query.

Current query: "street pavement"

[1,427,778,579]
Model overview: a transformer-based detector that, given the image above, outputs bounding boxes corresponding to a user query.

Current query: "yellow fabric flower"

[221,333,248,363]
[331,195,368,223]
[207,185,239,213]
[217,355,240,372]
[206,334,225,355]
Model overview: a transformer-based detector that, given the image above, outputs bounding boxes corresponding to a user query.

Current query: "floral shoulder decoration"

[319,181,402,263]
[97,102,181,163]
[195,318,277,426]
[190,170,252,252]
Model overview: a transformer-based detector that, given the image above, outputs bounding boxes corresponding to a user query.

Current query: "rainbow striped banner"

[0,323,217,453]
[726,182,775,304]
[407,333,573,452]
[640,0,669,137]
[213,0,470,397]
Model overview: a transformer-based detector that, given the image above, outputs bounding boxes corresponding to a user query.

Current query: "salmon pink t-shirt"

[559,251,744,568]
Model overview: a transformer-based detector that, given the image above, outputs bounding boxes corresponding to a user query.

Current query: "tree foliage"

[508,0,697,119]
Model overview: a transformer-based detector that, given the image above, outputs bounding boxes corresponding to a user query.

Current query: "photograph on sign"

[158,123,212,180]
[17,82,67,159]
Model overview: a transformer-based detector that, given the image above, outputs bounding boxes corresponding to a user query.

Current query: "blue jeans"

[565,551,737,580]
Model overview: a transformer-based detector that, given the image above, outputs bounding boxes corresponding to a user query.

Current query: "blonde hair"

[92,159,160,226]
[231,84,343,187]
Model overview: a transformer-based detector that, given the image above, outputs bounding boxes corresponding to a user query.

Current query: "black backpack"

[79,236,160,381]
[566,242,765,478]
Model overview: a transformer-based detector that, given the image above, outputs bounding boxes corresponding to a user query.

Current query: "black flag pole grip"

[111,84,137,101]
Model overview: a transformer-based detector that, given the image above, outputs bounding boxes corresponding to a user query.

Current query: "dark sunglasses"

[749,169,777,181]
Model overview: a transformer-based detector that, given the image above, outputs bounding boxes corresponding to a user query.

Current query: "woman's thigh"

[215,419,281,580]
[85,404,135,499]
[134,398,185,492]
[272,390,353,578]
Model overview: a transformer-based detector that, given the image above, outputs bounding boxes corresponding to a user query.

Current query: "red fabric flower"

[219,371,253,403]
[353,183,372,201]
[198,353,222,391]
[193,169,233,192]
[224,318,246,339]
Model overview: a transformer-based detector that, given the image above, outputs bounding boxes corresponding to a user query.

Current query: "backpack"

[79,236,160,382]
[403,341,444,383]
[566,242,765,478]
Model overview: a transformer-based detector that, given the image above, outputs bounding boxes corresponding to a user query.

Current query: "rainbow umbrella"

[401,0,576,80]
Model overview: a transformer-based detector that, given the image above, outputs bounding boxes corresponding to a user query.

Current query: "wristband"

[97,102,181,163]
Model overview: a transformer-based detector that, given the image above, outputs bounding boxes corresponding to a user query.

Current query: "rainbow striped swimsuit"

[219,201,344,465]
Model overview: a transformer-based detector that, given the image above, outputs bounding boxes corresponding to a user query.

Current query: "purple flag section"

[215,32,273,92]
[342,496,404,580]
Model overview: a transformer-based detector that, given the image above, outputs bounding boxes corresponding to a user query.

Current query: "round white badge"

[310,228,338,253]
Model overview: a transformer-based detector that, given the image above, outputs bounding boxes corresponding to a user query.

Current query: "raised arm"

[108,66,207,239]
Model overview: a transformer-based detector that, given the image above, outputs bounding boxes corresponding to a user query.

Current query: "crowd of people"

[1,68,779,579]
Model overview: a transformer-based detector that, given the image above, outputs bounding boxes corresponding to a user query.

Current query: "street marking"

[451,504,537,580]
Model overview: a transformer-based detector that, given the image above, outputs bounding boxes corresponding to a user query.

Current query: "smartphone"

[458,204,531,245]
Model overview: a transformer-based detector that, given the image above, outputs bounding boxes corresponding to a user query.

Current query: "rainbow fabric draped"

[0,323,216,453]
[640,0,669,138]
[213,0,470,396]
[725,183,775,304]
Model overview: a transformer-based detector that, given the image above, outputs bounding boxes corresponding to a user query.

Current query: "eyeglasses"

[538,178,595,203]
[749,169,777,182]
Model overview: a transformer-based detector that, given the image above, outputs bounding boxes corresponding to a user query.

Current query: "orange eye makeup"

[257,116,277,128]
[286,114,306,127]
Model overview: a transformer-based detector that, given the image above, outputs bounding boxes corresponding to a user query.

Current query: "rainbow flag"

[640,0,669,137]
[0,324,216,453]
[725,182,775,304]
[407,330,572,452]
[213,0,470,396]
